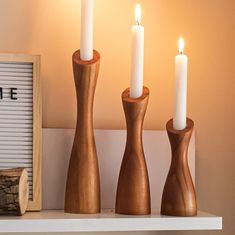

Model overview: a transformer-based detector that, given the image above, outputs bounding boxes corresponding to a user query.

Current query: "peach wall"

[0,0,234,234]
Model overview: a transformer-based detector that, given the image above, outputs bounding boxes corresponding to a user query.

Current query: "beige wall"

[0,0,234,234]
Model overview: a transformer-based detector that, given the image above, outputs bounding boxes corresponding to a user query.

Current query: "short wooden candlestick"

[161,118,197,216]
[115,87,151,215]
[65,50,101,214]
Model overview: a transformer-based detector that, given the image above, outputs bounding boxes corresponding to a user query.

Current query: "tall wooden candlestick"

[65,50,100,214]
[161,118,197,216]
[115,87,151,215]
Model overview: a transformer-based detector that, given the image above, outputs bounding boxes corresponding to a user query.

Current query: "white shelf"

[0,130,222,233]
[0,209,222,233]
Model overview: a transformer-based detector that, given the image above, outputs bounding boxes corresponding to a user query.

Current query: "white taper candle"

[130,4,144,98]
[173,38,188,130]
[80,0,93,61]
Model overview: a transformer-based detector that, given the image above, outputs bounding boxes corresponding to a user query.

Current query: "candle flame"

[178,37,184,54]
[135,4,141,25]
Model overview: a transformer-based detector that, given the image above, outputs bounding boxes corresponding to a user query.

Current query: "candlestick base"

[115,87,151,215]
[161,118,197,216]
[64,50,101,214]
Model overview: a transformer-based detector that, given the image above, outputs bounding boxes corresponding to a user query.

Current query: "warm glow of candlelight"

[178,37,185,54]
[135,4,141,25]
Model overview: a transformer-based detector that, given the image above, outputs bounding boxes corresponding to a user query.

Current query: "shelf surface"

[0,209,222,233]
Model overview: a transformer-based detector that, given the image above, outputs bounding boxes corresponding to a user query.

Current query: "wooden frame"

[0,54,41,211]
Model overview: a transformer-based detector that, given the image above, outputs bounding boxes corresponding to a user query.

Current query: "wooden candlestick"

[0,168,28,216]
[161,118,197,216]
[115,87,151,215]
[65,50,101,214]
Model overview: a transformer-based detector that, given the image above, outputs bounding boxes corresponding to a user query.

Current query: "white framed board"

[0,54,41,211]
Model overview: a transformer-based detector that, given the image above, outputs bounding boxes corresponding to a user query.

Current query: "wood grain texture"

[0,168,28,215]
[161,118,197,216]
[115,87,151,215]
[65,50,101,214]
[0,54,41,211]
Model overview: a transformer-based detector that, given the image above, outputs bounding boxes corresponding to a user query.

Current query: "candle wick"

[137,21,140,26]
[179,51,183,55]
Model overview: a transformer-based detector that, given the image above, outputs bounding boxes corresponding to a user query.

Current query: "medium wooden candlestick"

[115,87,151,215]
[161,118,197,216]
[65,50,101,214]
[0,168,28,216]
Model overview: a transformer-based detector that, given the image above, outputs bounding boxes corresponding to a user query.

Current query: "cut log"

[0,168,28,215]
